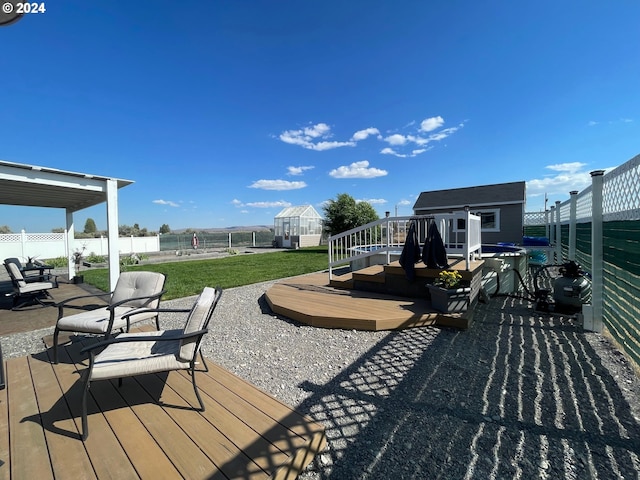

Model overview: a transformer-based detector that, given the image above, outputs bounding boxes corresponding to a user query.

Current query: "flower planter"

[427,284,471,313]
[73,275,84,284]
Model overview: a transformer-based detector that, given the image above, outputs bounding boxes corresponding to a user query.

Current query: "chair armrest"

[121,307,191,320]
[56,291,113,318]
[80,328,208,354]
[106,290,167,311]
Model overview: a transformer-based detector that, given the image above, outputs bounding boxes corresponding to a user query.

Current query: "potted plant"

[25,255,39,268]
[72,248,85,284]
[427,270,471,313]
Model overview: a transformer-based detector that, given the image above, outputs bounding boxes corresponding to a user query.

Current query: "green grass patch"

[81,246,329,300]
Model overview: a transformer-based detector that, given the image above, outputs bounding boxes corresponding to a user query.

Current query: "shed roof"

[274,205,323,219]
[413,181,526,210]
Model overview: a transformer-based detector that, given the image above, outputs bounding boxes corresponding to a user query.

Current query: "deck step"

[353,265,386,284]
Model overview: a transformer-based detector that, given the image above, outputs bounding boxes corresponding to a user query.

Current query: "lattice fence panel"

[523,212,547,226]
[25,233,65,242]
[603,154,640,221]
[576,187,593,222]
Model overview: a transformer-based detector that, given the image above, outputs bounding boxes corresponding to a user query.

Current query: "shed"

[413,181,526,244]
[274,205,323,248]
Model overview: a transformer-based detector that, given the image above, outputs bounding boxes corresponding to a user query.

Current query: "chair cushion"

[6,263,26,287]
[111,271,165,309]
[179,287,218,361]
[18,281,54,293]
[57,306,159,334]
[90,330,191,381]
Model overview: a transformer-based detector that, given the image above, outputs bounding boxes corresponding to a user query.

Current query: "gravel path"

[2,278,640,479]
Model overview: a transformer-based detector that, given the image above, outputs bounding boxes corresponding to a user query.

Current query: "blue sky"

[1,1,639,232]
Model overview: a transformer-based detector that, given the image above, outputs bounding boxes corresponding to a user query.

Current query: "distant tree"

[0,225,12,234]
[51,227,65,233]
[84,218,97,234]
[159,224,171,234]
[119,224,133,236]
[322,193,380,237]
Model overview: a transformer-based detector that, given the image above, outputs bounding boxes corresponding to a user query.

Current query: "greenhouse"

[274,205,324,248]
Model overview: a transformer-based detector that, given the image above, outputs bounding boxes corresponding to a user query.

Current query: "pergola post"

[106,178,121,291]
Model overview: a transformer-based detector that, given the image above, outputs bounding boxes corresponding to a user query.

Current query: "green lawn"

[81,246,330,300]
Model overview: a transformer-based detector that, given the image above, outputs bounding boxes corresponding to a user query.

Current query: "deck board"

[0,327,326,479]
[265,272,473,331]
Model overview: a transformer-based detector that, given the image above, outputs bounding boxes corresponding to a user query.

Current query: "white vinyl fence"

[0,231,160,262]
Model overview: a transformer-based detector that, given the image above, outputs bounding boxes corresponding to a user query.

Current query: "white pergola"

[0,160,134,290]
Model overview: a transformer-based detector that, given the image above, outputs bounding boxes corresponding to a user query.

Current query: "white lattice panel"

[602,154,640,221]
[559,201,571,223]
[576,188,593,222]
[0,234,21,243]
[26,233,65,242]
[523,212,547,226]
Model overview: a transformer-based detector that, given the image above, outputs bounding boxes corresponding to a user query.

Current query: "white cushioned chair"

[53,271,166,364]
[4,261,56,310]
[78,286,222,440]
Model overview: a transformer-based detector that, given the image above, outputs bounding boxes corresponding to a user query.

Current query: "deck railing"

[328,210,482,279]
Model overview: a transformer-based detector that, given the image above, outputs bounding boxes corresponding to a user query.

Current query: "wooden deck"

[0,326,326,479]
[265,271,474,331]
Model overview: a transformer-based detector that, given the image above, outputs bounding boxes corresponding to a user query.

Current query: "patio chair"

[78,286,223,440]
[4,257,57,285]
[4,261,56,310]
[52,271,167,364]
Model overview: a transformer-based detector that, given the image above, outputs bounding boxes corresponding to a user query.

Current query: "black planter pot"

[73,275,84,284]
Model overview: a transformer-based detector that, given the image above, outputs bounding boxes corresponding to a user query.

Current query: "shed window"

[454,209,500,233]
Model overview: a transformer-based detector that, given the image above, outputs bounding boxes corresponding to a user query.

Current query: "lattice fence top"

[525,154,639,225]
[0,234,21,243]
[603,154,640,221]
[523,212,547,225]
[26,233,65,242]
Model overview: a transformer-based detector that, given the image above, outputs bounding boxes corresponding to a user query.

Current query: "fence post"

[555,200,562,263]
[549,205,555,247]
[385,212,391,264]
[228,232,232,249]
[252,231,256,247]
[569,190,578,260]
[590,170,605,332]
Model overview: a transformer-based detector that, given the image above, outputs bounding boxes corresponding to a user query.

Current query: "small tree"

[0,225,12,234]
[84,218,97,234]
[322,193,379,237]
[159,224,171,234]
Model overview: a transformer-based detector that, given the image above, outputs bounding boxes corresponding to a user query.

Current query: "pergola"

[0,160,134,290]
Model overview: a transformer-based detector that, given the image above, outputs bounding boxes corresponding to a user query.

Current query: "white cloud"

[153,199,179,207]
[380,147,399,156]
[279,123,355,151]
[351,127,381,141]
[359,198,387,205]
[245,200,292,208]
[314,140,355,151]
[231,198,242,206]
[526,162,594,209]
[420,116,445,132]
[287,165,314,176]
[384,134,407,146]
[279,117,464,156]
[329,160,388,179]
[397,199,412,206]
[249,179,307,190]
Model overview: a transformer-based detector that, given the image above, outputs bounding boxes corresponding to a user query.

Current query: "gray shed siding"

[413,182,526,244]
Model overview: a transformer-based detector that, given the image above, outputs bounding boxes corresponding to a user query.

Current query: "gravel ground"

[2,278,640,479]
